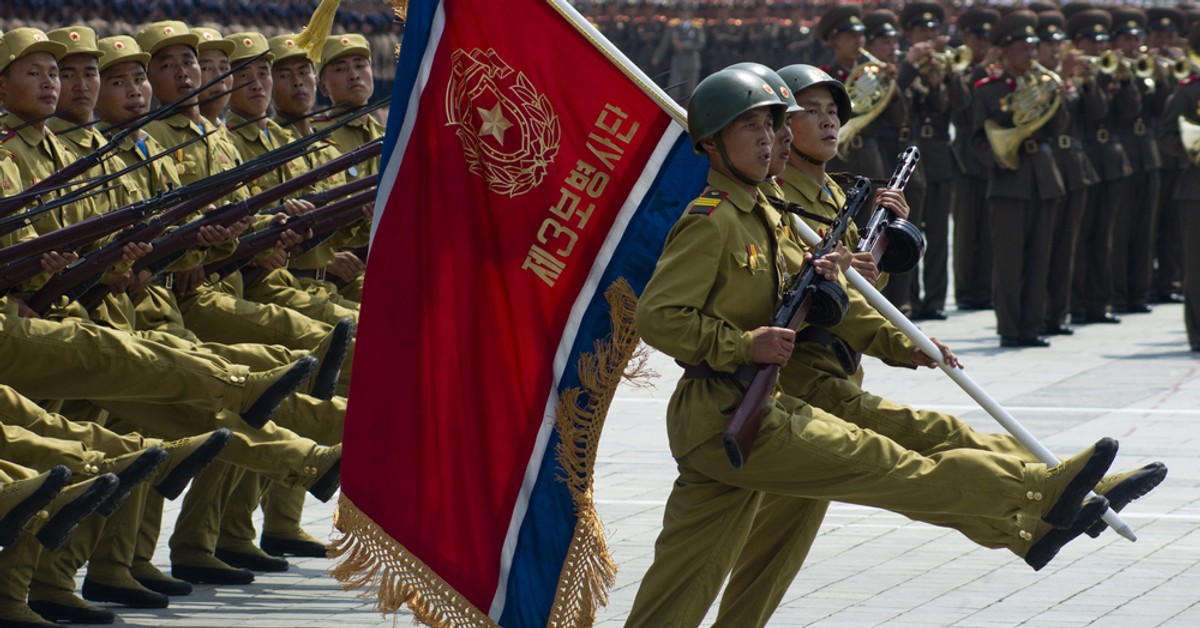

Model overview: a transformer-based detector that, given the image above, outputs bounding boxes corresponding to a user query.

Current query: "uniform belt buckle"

[1023,138,1038,154]
[1134,119,1147,136]
[851,135,864,150]
[1058,135,1072,150]
[898,127,912,142]
[920,124,934,139]
[1096,128,1109,144]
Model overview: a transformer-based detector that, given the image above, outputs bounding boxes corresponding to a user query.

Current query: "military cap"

[1028,2,1058,14]
[816,5,864,41]
[1037,11,1068,42]
[135,21,201,56]
[317,33,371,75]
[225,32,273,65]
[0,27,68,75]
[899,2,944,30]
[267,33,308,64]
[1110,8,1146,38]
[46,26,103,59]
[864,9,900,41]
[991,10,1040,47]
[1066,9,1112,41]
[1147,7,1185,32]
[1190,22,1200,52]
[191,27,236,56]
[96,36,151,74]
[1061,2,1094,20]
[957,7,1000,37]
[1188,9,1200,32]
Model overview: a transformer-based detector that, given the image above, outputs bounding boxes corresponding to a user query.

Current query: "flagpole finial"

[293,0,344,63]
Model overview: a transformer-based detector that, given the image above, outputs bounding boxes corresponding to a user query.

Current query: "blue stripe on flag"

[381,0,440,173]
[497,133,708,626]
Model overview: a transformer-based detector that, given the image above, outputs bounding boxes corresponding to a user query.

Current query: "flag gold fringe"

[547,277,641,626]
[328,278,641,626]
[329,495,497,627]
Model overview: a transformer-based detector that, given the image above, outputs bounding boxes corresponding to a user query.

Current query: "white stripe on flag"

[488,123,686,619]
[369,1,446,251]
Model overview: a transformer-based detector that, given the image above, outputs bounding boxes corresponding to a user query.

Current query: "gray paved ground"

[103,300,1198,626]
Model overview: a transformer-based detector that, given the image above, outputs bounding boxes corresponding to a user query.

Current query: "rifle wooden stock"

[720,177,872,468]
[721,296,813,468]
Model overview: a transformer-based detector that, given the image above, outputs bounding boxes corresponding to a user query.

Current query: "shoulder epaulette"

[1180,75,1200,87]
[312,115,332,123]
[688,190,727,215]
[974,76,997,88]
[0,128,14,143]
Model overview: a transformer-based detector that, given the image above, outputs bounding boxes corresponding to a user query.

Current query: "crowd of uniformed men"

[0,7,386,625]
[583,0,1200,350]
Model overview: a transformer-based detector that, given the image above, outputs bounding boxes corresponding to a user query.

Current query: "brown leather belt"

[677,360,754,383]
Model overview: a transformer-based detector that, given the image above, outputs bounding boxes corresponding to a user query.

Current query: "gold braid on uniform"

[329,279,642,626]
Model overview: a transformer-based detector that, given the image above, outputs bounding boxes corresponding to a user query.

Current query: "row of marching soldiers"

[812,2,1200,349]
[0,15,385,627]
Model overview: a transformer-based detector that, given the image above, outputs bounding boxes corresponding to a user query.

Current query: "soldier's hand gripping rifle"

[856,146,925,274]
[721,176,872,468]
[213,185,377,287]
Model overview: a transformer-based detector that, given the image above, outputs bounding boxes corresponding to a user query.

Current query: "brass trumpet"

[926,45,972,74]
[1078,49,1129,78]
[1172,50,1200,80]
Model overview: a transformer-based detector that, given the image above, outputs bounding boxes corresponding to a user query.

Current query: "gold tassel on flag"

[293,0,344,62]
[329,279,640,626]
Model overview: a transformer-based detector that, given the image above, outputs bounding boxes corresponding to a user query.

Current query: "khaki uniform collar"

[0,112,50,148]
[707,169,761,214]
[47,117,102,150]
[779,165,836,206]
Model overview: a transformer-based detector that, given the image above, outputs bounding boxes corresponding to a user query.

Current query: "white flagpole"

[788,216,1138,542]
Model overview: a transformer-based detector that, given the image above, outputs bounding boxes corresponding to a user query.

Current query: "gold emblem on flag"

[445,48,560,198]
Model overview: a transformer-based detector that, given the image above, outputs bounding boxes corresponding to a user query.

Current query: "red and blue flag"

[332,0,707,624]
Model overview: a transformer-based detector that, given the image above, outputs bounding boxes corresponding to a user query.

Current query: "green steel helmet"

[687,67,788,152]
[725,62,802,114]
[776,64,852,125]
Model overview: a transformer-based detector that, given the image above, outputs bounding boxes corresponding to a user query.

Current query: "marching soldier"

[268,33,362,312]
[313,33,384,303]
[951,6,1000,313]
[625,64,1132,628]
[970,10,1066,348]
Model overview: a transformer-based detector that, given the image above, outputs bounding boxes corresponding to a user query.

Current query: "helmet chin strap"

[791,143,827,165]
[715,134,769,187]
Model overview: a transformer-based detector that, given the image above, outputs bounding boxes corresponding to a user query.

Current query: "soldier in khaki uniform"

[624,66,1127,627]
[268,33,362,312]
[709,63,1167,626]
[137,22,355,397]
[222,32,359,327]
[312,33,384,303]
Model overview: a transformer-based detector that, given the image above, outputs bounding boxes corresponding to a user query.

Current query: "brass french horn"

[837,47,897,158]
[984,62,1063,170]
